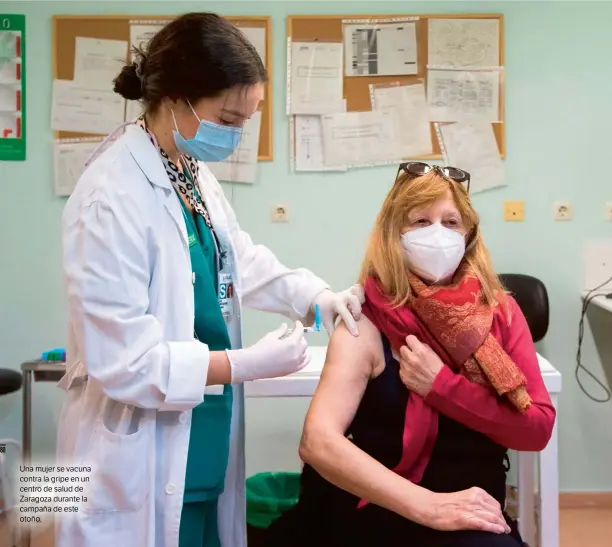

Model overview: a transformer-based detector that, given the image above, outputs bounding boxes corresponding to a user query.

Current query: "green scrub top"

[177,183,233,547]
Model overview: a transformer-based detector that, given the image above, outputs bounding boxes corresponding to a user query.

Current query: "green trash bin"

[246,472,300,546]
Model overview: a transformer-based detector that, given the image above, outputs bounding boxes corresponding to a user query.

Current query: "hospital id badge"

[218,272,234,317]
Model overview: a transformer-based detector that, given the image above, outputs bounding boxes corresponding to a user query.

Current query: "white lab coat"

[56,125,329,547]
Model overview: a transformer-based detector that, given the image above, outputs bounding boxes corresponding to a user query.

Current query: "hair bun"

[113,64,143,101]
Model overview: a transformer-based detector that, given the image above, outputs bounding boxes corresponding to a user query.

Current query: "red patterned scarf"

[359,269,531,504]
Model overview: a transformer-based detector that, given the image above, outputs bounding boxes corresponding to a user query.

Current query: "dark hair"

[113,12,267,113]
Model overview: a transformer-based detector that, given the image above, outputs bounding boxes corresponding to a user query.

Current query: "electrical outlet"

[503,201,525,222]
[553,201,572,221]
[271,204,289,223]
[606,202,612,221]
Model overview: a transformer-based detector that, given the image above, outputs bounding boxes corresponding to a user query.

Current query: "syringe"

[282,304,322,337]
[304,303,322,333]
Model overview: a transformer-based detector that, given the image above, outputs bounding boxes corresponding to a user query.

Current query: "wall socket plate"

[271,204,289,223]
[553,201,572,221]
[606,202,612,221]
[503,201,525,221]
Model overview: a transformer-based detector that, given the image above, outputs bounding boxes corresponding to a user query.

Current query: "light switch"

[504,201,525,222]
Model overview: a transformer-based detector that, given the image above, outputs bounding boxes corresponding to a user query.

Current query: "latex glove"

[313,285,365,337]
[226,322,310,384]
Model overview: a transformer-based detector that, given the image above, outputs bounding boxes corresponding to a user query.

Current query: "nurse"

[56,12,363,547]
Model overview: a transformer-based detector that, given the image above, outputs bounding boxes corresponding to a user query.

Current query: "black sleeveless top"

[351,336,508,501]
[265,335,512,547]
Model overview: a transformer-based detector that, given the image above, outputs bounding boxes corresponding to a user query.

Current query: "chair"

[499,273,549,342]
[498,274,552,547]
[0,369,23,547]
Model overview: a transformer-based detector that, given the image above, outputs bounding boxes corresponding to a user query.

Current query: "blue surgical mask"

[172,102,243,162]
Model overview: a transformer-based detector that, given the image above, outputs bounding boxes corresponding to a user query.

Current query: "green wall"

[0,0,611,492]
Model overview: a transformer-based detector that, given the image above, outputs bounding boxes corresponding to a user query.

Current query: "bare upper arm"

[303,316,383,438]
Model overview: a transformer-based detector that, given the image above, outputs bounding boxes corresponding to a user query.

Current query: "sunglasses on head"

[396,162,471,194]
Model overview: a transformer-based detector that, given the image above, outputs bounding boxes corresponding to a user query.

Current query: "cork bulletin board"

[52,15,274,160]
[287,13,505,159]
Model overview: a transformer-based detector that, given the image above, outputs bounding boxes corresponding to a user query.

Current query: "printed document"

[206,110,262,184]
[290,42,344,115]
[51,79,125,135]
[344,22,417,77]
[371,83,432,158]
[428,18,500,68]
[240,27,266,67]
[321,110,400,168]
[74,37,128,91]
[53,140,102,196]
[294,101,347,172]
[427,69,500,122]
[129,24,164,59]
[437,121,504,194]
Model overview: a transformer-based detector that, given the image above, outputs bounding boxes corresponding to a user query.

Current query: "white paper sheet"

[289,42,344,115]
[428,19,500,68]
[344,22,417,77]
[74,37,128,91]
[240,27,266,67]
[427,69,500,122]
[129,24,164,59]
[205,110,262,184]
[53,140,102,196]
[0,58,19,84]
[125,100,143,122]
[294,100,347,172]
[321,110,400,168]
[371,83,432,158]
[0,112,19,139]
[295,115,347,172]
[51,80,125,135]
[437,122,504,194]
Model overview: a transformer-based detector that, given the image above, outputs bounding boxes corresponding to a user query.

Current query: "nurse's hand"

[313,285,365,337]
[226,322,310,383]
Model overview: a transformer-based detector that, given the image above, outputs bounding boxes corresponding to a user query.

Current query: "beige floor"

[0,508,610,546]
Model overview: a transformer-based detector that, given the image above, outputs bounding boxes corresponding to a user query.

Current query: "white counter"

[245,346,562,397]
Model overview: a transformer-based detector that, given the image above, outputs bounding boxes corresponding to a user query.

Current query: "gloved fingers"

[269,323,289,340]
[350,284,365,304]
[286,320,305,342]
[346,293,363,319]
[295,353,311,372]
[336,305,359,337]
[321,311,336,335]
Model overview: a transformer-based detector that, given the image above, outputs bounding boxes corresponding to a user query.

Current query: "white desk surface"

[581,290,612,314]
[245,346,562,398]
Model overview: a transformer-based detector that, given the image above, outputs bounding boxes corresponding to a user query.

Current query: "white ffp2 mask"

[401,223,465,283]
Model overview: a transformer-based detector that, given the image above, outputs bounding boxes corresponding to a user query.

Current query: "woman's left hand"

[398,335,445,397]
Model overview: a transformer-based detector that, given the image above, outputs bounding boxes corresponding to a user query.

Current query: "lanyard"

[179,195,223,276]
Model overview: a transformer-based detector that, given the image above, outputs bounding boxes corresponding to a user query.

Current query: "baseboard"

[559,492,612,509]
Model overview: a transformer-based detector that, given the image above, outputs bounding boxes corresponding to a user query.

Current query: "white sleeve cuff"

[160,340,209,411]
[290,278,330,321]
